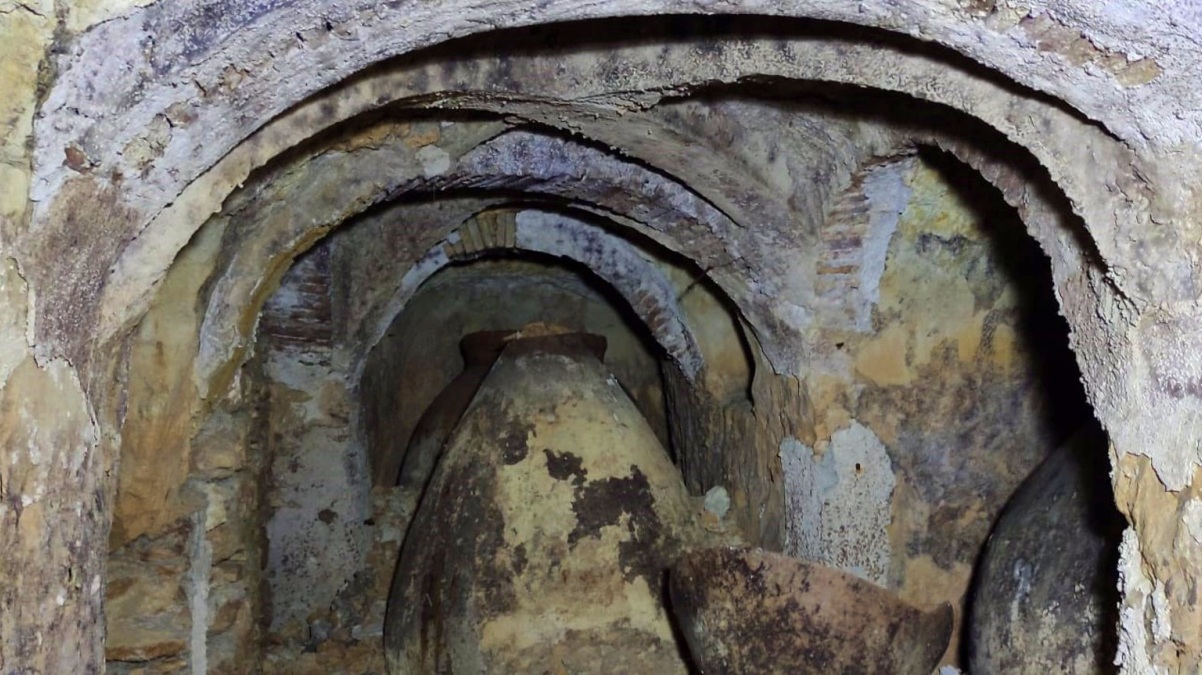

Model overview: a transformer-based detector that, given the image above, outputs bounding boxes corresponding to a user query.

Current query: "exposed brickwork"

[260,246,334,348]
[816,170,873,298]
[443,210,517,259]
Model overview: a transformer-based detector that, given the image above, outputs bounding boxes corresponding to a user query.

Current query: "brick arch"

[812,156,915,332]
[810,113,1104,337]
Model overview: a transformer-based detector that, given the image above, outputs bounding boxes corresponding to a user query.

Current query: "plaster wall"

[105,357,266,674]
[259,343,368,639]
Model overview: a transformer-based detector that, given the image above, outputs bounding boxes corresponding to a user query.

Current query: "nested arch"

[189,122,750,397]
[26,13,1143,378]
[79,13,1135,662]
[104,74,1117,555]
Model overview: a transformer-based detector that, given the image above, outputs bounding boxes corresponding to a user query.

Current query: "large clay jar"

[391,330,512,493]
[968,422,1123,673]
[669,546,953,674]
[385,332,702,673]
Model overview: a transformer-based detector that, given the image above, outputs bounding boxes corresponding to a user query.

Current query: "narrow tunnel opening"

[360,250,715,671]
[902,148,1124,671]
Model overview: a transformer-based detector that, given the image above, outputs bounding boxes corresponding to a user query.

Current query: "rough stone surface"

[261,343,369,636]
[105,526,191,667]
[260,485,406,674]
[0,357,104,671]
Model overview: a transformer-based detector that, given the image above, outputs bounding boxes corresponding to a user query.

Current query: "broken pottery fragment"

[968,422,1122,673]
[669,546,953,674]
[385,332,706,673]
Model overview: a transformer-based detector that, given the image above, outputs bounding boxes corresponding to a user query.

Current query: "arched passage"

[6,8,1199,674]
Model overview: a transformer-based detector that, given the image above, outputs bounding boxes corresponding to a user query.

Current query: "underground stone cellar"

[4,2,1202,674]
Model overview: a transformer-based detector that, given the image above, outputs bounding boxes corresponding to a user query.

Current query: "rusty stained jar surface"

[385,332,720,673]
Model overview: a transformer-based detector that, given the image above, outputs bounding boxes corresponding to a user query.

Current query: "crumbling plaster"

[180,107,880,415]
[2,1,1202,672]
[189,121,740,388]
